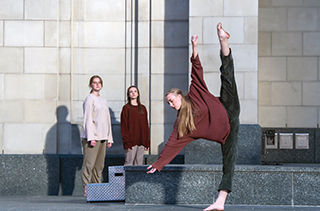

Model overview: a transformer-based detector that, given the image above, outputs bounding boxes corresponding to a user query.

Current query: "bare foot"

[217,22,230,40]
[203,202,224,211]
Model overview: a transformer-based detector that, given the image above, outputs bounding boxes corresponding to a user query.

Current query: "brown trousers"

[81,139,106,186]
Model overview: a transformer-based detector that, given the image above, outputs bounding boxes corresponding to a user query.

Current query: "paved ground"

[0,196,319,211]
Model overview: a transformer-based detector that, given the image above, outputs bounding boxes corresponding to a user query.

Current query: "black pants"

[218,49,240,193]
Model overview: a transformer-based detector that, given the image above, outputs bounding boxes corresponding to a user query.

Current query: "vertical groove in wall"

[70,0,74,123]
[56,0,60,154]
[148,0,152,155]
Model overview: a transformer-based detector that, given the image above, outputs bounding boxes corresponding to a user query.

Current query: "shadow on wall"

[44,105,82,195]
[107,108,125,155]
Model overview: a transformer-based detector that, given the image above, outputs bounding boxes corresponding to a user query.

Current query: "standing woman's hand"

[107,142,112,148]
[90,140,96,147]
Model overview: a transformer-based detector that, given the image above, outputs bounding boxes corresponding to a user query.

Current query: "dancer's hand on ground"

[147,165,156,174]
[107,142,112,148]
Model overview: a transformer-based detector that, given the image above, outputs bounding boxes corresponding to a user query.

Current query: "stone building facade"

[0,0,319,155]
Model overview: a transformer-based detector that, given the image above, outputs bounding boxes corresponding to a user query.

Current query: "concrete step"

[124,164,320,206]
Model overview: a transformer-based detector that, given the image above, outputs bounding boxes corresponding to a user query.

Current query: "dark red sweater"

[120,104,150,149]
[152,55,230,171]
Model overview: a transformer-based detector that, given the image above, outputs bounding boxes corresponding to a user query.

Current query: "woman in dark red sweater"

[121,85,150,165]
[147,23,240,211]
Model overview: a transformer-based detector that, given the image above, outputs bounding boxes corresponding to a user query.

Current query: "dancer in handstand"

[147,22,240,211]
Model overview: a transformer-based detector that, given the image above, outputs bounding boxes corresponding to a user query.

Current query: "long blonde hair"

[166,88,196,138]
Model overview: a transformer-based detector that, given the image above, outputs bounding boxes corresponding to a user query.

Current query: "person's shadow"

[44,105,82,195]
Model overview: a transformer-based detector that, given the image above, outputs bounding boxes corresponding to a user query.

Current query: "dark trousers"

[218,49,240,193]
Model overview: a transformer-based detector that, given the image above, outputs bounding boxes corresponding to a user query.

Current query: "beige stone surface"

[74,22,125,48]
[4,74,44,100]
[303,0,320,6]
[150,75,164,100]
[44,74,57,100]
[271,82,302,106]
[303,33,320,55]
[151,0,164,20]
[258,57,286,81]
[288,8,318,31]
[258,32,271,56]
[151,21,164,47]
[25,48,57,74]
[85,0,125,21]
[258,82,271,106]
[0,74,3,100]
[232,45,258,71]
[0,0,23,19]
[239,99,258,124]
[137,74,150,103]
[150,124,164,154]
[245,72,258,100]
[3,123,45,154]
[0,123,3,151]
[25,101,57,123]
[272,32,302,56]
[0,48,23,73]
[138,22,150,48]
[151,101,164,124]
[259,0,272,7]
[59,74,71,101]
[287,106,317,127]
[151,48,164,74]
[245,17,258,44]
[272,0,303,6]
[258,106,286,127]
[225,0,258,16]
[302,82,320,105]
[73,48,125,74]
[136,48,150,74]
[5,21,43,46]
[287,57,317,81]
[45,21,71,47]
[25,0,57,20]
[99,74,125,101]
[189,17,202,44]
[203,72,222,97]
[0,21,3,46]
[0,101,24,123]
[259,8,287,32]
[190,0,223,17]
[59,0,71,20]
[59,48,71,74]
[137,0,150,21]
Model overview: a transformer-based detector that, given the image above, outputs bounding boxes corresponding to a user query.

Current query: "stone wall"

[258,0,320,127]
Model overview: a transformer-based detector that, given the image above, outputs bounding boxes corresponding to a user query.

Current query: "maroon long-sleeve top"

[152,55,230,171]
[121,104,150,150]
